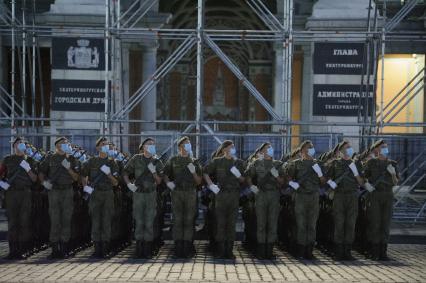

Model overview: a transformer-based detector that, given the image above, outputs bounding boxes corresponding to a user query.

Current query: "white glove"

[147,163,156,174]
[349,162,359,177]
[0,181,10,190]
[61,159,71,170]
[250,185,259,194]
[270,167,279,178]
[289,181,300,190]
[327,179,337,190]
[100,164,111,175]
[20,160,31,172]
[187,163,196,174]
[42,180,52,190]
[166,181,176,190]
[127,183,137,192]
[387,164,396,175]
[365,182,375,192]
[83,185,94,194]
[208,184,220,194]
[230,166,242,178]
[312,164,323,177]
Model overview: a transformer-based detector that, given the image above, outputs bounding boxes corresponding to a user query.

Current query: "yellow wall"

[376,54,425,133]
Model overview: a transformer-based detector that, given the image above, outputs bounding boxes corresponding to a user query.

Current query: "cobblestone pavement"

[0,241,425,282]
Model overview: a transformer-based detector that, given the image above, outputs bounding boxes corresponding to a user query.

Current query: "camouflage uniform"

[163,155,202,257]
[1,155,35,258]
[326,158,362,259]
[286,158,321,258]
[123,154,163,257]
[246,158,284,258]
[39,153,79,249]
[205,156,245,258]
[364,157,398,260]
[81,156,119,249]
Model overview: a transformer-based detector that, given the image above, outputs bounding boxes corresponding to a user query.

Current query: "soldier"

[39,137,80,258]
[81,137,119,258]
[278,147,299,252]
[123,137,164,259]
[240,146,262,252]
[286,140,325,259]
[0,137,38,259]
[203,140,245,259]
[163,136,202,258]
[363,139,399,260]
[325,141,365,260]
[246,143,285,260]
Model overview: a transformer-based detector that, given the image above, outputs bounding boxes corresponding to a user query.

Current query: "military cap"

[298,140,312,150]
[139,137,154,150]
[332,143,341,153]
[177,136,190,147]
[258,142,271,152]
[96,137,107,147]
[338,140,349,151]
[54,136,67,146]
[370,139,384,150]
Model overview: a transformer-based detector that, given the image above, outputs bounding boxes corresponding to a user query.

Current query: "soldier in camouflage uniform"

[81,137,119,258]
[39,137,80,258]
[204,140,245,259]
[240,147,262,252]
[363,139,399,261]
[278,147,299,252]
[325,141,365,260]
[163,136,202,258]
[123,138,164,259]
[0,137,38,259]
[246,143,285,260]
[286,140,325,259]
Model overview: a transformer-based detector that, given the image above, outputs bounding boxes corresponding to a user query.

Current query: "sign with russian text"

[313,84,374,116]
[51,79,107,112]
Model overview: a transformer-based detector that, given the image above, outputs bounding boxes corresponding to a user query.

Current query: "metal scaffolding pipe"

[104,0,110,135]
[10,0,16,153]
[195,0,204,159]
[204,34,281,121]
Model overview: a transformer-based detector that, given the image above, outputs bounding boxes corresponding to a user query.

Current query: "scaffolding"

[0,0,424,147]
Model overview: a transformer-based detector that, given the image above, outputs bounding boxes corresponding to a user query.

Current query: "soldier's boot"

[370,244,381,260]
[215,242,226,259]
[143,241,153,259]
[61,242,70,258]
[266,243,276,260]
[304,244,316,260]
[256,243,266,260]
[49,242,61,259]
[173,241,183,258]
[102,241,111,258]
[295,244,305,259]
[183,241,195,258]
[225,241,236,260]
[333,244,345,261]
[379,243,390,261]
[135,240,143,258]
[92,242,103,258]
[5,241,19,260]
[344,244,355,261]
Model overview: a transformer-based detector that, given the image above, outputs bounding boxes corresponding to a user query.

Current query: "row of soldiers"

[0,135,399,261]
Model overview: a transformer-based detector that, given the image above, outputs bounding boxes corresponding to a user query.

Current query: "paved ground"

[0,241,425,283]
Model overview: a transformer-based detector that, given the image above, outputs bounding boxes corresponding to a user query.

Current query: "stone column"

[141,46,157,131]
